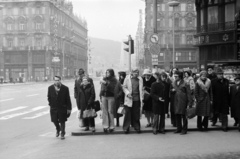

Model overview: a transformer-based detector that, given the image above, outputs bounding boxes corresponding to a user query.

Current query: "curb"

[71,127,239,136]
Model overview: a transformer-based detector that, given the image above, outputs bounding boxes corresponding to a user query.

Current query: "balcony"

[197,21,236,33]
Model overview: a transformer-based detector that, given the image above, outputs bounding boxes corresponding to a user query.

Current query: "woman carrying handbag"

[77,76,96,132]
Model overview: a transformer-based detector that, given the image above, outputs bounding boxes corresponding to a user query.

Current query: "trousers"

[152,114,165,131]
[102,96,115,129]
[176,114,188,133]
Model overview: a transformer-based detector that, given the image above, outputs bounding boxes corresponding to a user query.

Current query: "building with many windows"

[0,0,88,82]
[194,0,240,77]
[143,0,198,71]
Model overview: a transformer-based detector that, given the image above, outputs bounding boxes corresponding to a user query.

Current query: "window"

[200,9,204,25]
[174,17,180,27]
[175,35,180,45]
[36,7,41,14]
[225,3,235,22]
[208,6,218,24]
[19,8,24,15]
[187,3,194,11]
[7,8,12,15]
[186,17,193,27]
[19,38,25,46]
[19,23,25,30]
[36,38,42,46]
[36,23,42,30]
[186,35,193,44]
[7,39,13,47]
[7,24,13,30]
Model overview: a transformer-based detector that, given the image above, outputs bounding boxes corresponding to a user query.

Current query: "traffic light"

[124,39,134,54]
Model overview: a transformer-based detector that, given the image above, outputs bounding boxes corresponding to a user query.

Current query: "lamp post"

[168,1,180,68]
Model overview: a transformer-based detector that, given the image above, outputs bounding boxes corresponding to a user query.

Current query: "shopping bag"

[117,107,125,115]
[83,109,97,119]
[186,107,196,119]
[94,100,101,112]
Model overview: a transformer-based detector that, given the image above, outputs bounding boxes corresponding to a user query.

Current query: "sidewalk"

[71,114,239,136]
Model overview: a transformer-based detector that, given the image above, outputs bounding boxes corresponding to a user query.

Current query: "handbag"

[83,109,97,119]
[143,91,150,101]
[94,100,101,112]
[117,107,125,115]
[186,107,196,119]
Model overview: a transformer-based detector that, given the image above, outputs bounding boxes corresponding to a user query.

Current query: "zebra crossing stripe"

[0,106,47,120]
[23,110,49,119]
[0,106,28,115]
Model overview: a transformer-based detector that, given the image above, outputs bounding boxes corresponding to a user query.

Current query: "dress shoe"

[158,130,165,134]
[60,133,65,140]
[233,122,238,127]
[84,127,89,131]
[103,128,108,133]
[180,131,187,135]
[109,128,114,133]
[174,130,181,134]
[56,130,60,137]
[153,130,157,135]
[222,128,228,132]
[124,128,129,134]
[92,128,96,133]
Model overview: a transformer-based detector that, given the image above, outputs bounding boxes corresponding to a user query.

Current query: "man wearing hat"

[122,68,144,133]
[211,68,230,132]
[230,75,240,131]
[142,69,156,128]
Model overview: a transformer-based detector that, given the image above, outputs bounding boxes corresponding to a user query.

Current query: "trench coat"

[142,76,156,112]
[211,78,230,115]
[151,81,165,115]
[77,83,95,118]
[230,84,240,119]
[195,78,212,117]
[48,84,72,123]
[172,80,192,115]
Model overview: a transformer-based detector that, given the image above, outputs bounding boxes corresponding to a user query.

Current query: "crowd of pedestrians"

[48,67,240,139]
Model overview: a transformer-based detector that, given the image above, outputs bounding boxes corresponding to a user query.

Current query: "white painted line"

[26,94,39,97]
[39,132,53,137]
[0,98,14,102]
[23,110,49,119]
[39,132,70,137]
[0,106,28,115]
[0,106,47,120]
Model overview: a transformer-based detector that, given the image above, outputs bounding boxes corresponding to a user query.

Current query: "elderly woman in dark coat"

[172,71,193,135]
[230,75,240,131]
[77,76,96,132]
[195,71,212,131]
[151,72,165,135]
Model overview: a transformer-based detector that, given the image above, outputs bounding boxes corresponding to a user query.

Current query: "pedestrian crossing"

[0,106,78,120]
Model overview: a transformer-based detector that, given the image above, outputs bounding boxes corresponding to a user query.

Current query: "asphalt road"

[1,80,240,159]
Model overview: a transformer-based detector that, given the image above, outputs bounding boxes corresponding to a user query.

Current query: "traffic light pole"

[128,35,132,73]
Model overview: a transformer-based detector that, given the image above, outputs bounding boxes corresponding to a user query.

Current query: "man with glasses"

[211,68,230,132]
[48,76,72,139]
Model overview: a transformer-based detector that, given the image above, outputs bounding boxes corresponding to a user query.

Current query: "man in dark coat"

[207,67,217,81]
[230,75,240,131]
[211,68,230,132]
[48,76,72,139]
[74,68,94,128]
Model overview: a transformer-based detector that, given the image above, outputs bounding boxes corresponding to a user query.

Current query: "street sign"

[150,44,160,55]
[150,34,159,44]
[152,54,158,65]
[52,56,60,62]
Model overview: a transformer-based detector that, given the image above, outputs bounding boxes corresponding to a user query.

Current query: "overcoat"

[195,78,212,117]
[162,80,171,114]
[142,76,156,112]
[150,81,165,115]
[211,78,229,115]
[74,77,94,108]
[77,83,95,118]
[48,84,72,123]
[113,81,123,118]
[230,84,240,119]
[172,80,192,115]
[122,75,144,108]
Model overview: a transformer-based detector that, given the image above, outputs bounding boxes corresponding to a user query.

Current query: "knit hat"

[143,69,152,75]
[215,68,223,74]
[199,70,207,77]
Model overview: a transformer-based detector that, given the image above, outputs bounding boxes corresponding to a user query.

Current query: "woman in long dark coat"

[172,71,192,135]
[142,69,156,127]
[195,71,212,131]
[77,76,96,132]
[230,76,240,131]
[151,72,165,135]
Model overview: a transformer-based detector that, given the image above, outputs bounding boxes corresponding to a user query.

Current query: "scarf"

[196,78,211,93]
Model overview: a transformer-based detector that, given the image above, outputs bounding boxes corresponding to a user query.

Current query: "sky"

[71,0,145,42]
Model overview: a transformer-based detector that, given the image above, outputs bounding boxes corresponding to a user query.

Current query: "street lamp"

[168,0,180,68]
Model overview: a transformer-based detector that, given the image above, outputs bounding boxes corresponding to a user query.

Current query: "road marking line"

[39,132,70,137]
[23,110,49,119]
[39,132,53,137]
[26,94,39,97]
[0,98,14,102]
[0,106,47,120]
[0,106,28,115]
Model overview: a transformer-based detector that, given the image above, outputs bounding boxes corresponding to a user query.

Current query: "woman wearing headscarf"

[142,69,156,127]
[195,70,212,131]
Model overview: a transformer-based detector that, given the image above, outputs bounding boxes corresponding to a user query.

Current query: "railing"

[197,21,236,33]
